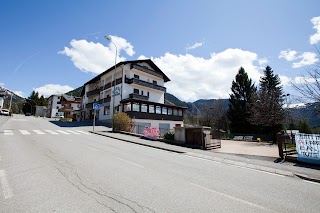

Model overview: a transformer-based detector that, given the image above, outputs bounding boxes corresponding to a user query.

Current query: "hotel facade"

[80,59,185,131]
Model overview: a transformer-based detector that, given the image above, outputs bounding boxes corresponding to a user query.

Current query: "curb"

[89,130,320,183]
[89,131,185,154]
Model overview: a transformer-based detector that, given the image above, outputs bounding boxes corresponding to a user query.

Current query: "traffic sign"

[93,103,100,110]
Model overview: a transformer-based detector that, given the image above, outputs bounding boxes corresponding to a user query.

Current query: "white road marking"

[0,170,14,199]
[56,130,70,134]
[229,164,285,177]
[75,130,91,135]
[4,130,13,136]
[45,130,58,135]
[82,144,98,151]
[19,130,31,135]
[33,130,45,135]
[65,130,80,135]
[190,182,267,211]
[116,158,144,168]
[186,155,222,163]
[303,180,320,186]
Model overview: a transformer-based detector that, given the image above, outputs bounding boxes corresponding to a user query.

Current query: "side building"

[47,94,81,119]
[80,59,186,131]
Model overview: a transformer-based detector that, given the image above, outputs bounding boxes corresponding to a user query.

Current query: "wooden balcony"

[86,89,100,97]
[131,64,163,78]
[125,78,166,92]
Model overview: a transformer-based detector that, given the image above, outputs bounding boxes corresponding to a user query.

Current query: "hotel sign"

[112,86,121,97]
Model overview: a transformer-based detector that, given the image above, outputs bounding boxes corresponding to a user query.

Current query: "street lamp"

[104,36,117,131]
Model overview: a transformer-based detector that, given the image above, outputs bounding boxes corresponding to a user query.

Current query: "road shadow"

[49,120,112,128]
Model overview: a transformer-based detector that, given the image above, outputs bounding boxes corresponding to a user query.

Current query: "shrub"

[113,112,132,132]
[163,132,174,140]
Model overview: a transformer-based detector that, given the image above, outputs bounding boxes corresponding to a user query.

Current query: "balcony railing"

[129,93,149,101]
[125,78,166,92]
[131,64,163,78]
[99,78,122,91]
[86,89,100,97]
[99,97,111,104]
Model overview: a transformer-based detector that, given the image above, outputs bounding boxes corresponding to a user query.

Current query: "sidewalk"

[88,129,320,183]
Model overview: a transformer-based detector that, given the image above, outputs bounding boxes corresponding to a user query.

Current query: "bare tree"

[198,103,215,127]
[291,47,320,107]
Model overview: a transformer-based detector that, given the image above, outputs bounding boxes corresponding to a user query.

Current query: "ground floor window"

[104,106,110,115]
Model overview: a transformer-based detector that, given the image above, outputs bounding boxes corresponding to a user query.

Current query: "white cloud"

[0,83,4,87]
[310,16,320,45]
[34,84,74,97]
[148,48,262,101]
[279,49,319,68]
[278,49,298,61]
[258,58,268,65]
[59,35,135,74]
[186,42,204,50]
[279,75,291,87]
[294,76,319,84]
[292,52,319,68]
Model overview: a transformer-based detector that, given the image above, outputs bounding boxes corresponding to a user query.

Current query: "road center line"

[189,182,267,210]
[116,158,144,168]
[82,144,99,151]
[0,170,14,199]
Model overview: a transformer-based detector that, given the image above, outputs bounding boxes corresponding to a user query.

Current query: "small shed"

[174,126,220,150]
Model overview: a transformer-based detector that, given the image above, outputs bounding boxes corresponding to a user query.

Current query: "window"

[156,106,161,114]
[141,104,147,113]
[132,102,140,112]
[56,106,59,109]
[149,105,155,113]
[153,80,157,85]
[104,106,110,115]
[124,102,131,112]
[147,92,149,97]
[178,109,183,116]
[141,91,144,96]
[134,74,139,79]
[162,107,167,115]
[134,89,139,94]
[168,108,173,115]
[173,109,178,116]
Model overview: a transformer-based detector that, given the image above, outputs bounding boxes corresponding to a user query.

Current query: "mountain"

[66,86,83,97]
[0,85,26,113]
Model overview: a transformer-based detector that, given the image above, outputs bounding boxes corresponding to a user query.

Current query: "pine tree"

[250,66,284,143]
[228,67,256,133]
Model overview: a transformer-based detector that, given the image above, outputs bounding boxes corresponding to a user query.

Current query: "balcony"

[99,78,122,91]
[125,78,166,92]
[99,97,111,104]
[129,93,149,101]
[86,88,100,97]
[131,64,163,79]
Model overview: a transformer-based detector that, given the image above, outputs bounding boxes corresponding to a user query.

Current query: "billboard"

[295,133,320,164]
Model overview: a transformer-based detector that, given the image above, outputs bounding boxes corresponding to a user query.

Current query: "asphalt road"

[0,114,320,212]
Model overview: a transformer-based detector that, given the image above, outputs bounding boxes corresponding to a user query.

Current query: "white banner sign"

[295,133,320,164]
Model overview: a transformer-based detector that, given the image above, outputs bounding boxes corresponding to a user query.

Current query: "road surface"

[0,115,319,212]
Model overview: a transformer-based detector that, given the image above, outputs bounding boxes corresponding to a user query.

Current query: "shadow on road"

[49,120,111,128]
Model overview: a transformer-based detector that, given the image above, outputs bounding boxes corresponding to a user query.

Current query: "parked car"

[0,109,10,116]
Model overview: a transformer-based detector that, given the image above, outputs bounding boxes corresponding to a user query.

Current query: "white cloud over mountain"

[310,16,320,45]
[59,35,135,74]
[34,84,74,97]
[146,49,262,101]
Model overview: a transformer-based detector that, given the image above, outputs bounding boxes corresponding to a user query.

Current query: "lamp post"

[104,36,117,131]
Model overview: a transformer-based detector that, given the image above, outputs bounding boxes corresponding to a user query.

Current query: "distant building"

[80,59,186,131]
[0,96,4,109]
[47,94,81,119]
[35,106,47,117]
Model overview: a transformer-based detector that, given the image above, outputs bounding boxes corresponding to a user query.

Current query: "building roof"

[80,59,170,96]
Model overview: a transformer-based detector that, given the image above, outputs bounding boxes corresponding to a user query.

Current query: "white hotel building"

[80,59,185,131]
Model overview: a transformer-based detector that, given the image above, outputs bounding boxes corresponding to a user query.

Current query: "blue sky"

[0,0,319,103]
